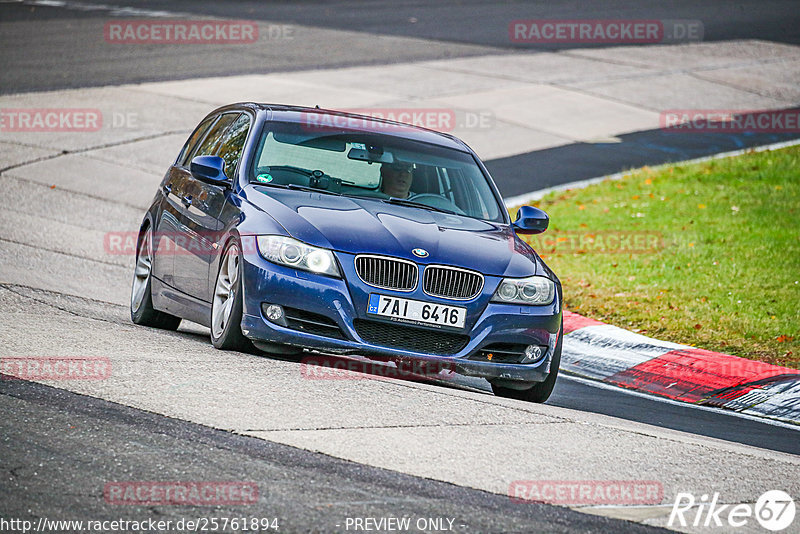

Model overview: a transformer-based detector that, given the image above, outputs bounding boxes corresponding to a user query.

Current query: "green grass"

[513,146,800,368]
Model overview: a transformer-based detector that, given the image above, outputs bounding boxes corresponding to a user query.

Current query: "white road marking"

[22,0,197,18]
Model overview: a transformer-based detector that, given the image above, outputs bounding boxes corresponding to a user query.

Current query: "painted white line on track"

[560,373,800,432]
[504,137,800,208]
[22,0,199,18]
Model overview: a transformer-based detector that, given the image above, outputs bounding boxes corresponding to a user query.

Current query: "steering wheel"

[407,193,466,215]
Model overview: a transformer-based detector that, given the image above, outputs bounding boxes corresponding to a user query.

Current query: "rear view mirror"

[512,205,549,234]
[190,155,229,186]
[347,145,394,164]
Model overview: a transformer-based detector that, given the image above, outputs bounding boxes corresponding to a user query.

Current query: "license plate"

[367,294,467,329]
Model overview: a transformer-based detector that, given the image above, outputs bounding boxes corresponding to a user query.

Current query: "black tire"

[210,240,254,352]
[130,225,181,330]
[491,325,563,403]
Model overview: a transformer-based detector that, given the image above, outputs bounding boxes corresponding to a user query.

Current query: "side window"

[216,114,251,178]
[177,117,215,166]
[188,113,239,163]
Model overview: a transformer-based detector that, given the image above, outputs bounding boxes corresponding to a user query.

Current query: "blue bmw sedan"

[131,103,563,402]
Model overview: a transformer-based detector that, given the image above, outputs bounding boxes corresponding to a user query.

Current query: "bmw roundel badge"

[412,248,429,258]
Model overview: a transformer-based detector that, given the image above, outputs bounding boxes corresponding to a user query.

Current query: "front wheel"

[130,225,181,330]
[491,328,562,403]
[211,241,254,352]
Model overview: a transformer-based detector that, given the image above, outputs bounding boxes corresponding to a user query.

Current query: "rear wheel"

[491,328,562,403]
[211,241,254,351]
[130,225,181,330]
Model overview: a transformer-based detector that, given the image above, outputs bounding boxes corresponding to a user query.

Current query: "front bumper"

[239,244,562,384]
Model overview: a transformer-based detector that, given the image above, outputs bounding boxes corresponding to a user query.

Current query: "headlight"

[256,236,341,278]
[491,275,555,305]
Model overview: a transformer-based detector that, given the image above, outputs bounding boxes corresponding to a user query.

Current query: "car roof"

[208,102,472,152]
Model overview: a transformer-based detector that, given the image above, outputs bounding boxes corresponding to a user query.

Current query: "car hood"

[245,186,546,278]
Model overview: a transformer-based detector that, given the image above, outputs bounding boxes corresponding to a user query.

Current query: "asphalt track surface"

[3,0,799,194]
[3,0,800,92]
[0,376,670,534]
[1,1,799,532]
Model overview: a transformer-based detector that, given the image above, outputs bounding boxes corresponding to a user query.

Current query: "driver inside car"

[379,160,414,198]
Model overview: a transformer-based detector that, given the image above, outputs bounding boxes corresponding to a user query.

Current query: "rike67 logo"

[669,490,795,531]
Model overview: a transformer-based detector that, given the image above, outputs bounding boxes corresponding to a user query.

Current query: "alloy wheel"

[131,229,153,313]
[212,244,240,339]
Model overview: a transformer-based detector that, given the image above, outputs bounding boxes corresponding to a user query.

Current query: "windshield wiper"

[383,197,456,215]
[253,182,341,196]
[286,183,342,195]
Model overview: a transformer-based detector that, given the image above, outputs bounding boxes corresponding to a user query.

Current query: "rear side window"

[185,113,239,164]
[216,114,251,178]
[177,117,215,166]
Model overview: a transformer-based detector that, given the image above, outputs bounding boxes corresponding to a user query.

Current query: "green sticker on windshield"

[256,173,273,183]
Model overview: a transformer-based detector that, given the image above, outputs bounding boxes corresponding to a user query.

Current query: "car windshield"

[249,120,505,222]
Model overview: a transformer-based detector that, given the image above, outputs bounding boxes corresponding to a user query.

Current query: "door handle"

[181,195,193,206]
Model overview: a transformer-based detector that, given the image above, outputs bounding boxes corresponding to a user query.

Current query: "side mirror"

[190,155,229,186]
[512,205,549,234]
